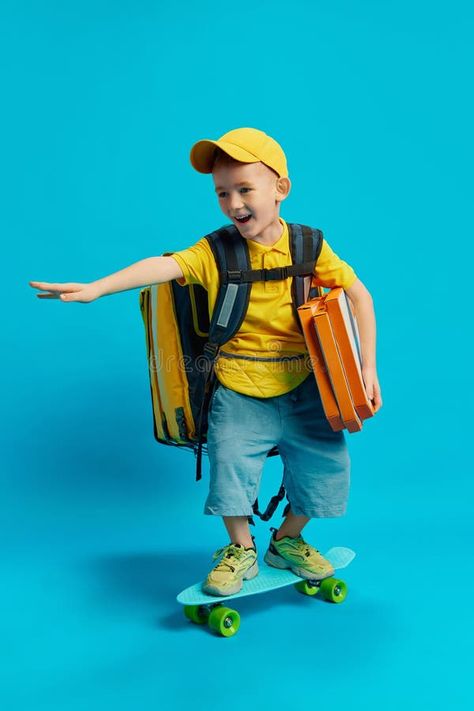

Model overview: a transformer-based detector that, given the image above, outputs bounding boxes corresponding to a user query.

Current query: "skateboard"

[177,546,356,637]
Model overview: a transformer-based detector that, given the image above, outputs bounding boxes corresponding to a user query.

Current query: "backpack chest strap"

[224,260,316,283]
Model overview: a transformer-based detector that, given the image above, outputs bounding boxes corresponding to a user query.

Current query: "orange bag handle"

[309,278,356,317]
[309,276,325,299]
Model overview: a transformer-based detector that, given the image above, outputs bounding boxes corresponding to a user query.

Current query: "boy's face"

[212,159,291,241]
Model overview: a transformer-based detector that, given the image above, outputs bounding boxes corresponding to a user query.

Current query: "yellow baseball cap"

[189,127,288,178]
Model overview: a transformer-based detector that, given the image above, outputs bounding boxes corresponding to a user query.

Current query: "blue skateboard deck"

[177,546,356,606]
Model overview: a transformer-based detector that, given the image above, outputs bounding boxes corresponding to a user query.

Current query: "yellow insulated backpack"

[139,222,324,522]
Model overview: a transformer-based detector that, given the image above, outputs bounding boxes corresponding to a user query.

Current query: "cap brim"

[190,139,260,173]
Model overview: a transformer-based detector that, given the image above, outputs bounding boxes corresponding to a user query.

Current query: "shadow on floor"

[83,549,331,632]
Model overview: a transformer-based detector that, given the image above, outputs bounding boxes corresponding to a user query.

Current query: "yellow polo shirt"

[171,217,357,398]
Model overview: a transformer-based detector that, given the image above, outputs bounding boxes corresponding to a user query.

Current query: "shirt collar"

[246,217,289,255]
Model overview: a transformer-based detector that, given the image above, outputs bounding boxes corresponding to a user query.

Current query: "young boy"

[30,127,382,598]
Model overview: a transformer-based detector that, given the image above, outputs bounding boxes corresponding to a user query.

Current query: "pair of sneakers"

[202,527,335,597]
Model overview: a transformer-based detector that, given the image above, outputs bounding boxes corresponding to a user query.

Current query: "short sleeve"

[169,237,216,290]
[313,239,358,290]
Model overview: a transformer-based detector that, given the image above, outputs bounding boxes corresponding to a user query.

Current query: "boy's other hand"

[29,281,101,303]
[362,365,383,413]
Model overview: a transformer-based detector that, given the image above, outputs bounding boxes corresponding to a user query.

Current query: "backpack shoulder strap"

[205,223,252,349]
[287,223,324,329]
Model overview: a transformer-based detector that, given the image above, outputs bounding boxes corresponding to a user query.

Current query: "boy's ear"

[276,176,291,202]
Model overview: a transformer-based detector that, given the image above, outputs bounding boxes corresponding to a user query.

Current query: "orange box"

[297,287,374,432]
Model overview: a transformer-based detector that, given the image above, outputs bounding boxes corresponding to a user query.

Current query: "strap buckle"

[225,270,243,283]
[263,266,288,281]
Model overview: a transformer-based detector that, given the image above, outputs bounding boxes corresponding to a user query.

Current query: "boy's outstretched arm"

[29,255,184,303]
[345,278,383,412]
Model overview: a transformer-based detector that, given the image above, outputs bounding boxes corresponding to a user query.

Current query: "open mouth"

[235,214,252,224]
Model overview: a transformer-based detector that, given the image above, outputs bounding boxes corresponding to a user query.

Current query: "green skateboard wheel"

[184,604,210,625]
[208,606,240,637]
[319,577,347,603]
[294,580,320,596]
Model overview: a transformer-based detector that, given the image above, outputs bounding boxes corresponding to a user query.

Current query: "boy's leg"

[261,376,349,580]
[277,375,351,519]
[223,508,309,548]
[274,508,310,540]
[223,515,255,548]
[206,383,279,534]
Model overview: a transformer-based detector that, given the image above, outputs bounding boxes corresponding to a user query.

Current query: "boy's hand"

[29,281,102,303]
[362,365,383,413]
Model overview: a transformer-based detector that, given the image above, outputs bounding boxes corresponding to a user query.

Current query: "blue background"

[2,1,473,708]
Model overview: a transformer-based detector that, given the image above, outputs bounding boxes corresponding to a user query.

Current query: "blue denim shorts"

[205,374,351,518]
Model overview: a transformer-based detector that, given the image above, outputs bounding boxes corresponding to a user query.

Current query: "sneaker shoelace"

[286,536,323,560]
[212,544,247,573]
[295,538,315,558]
